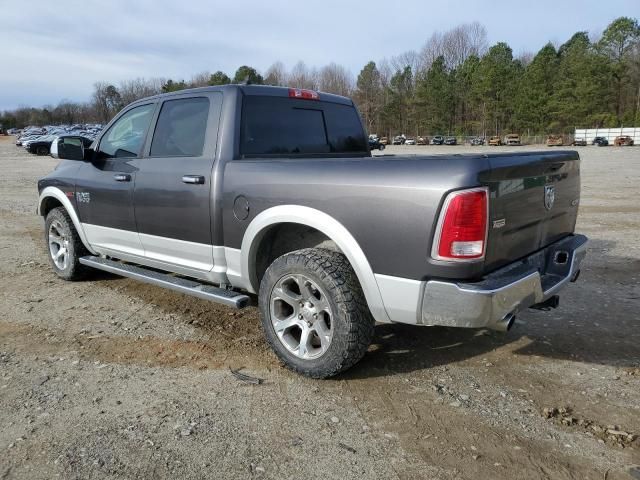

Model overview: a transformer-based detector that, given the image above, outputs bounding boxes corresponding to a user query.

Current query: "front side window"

[98,103,155,159]
[150,97,210,157]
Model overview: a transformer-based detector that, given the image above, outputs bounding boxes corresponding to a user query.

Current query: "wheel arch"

[237,205,391,324]
[38,186,95,254]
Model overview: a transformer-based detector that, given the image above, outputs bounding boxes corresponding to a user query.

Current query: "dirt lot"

[1,136,639,479]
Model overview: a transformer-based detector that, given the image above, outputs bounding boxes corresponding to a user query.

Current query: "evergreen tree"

[416,56,453,134]
[514,43,559,133]
[473,42,520,135]
[209,71,231,86]
[232,66,264,85]
[354,62,382,133]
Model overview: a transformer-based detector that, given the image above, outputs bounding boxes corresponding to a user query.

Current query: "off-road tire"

[259,248,375,379]
[44,207,90,281]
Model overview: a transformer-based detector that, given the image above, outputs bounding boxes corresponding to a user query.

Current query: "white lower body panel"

[81,223,243,287]
[374,274,423,325]
[82,223,145,257]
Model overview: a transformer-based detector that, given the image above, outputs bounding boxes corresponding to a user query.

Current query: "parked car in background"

[368,136,386,151]
[546,135,564,146]
[572,138,587,146]
[416,136,428,145]
[404,137,416,145]
[504,134,521,146]
[392,135,405,145]
[26,135,56,155]
[592,136,609,146]
[614,136,634,146]
[430,135,444,145]
[470,136,485,146]
[488,136,502,146]
[444,136,457,145]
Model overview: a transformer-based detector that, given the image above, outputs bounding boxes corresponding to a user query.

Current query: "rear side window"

[150,97,209,157]
[324,103,368,153]
[240,96,367,156]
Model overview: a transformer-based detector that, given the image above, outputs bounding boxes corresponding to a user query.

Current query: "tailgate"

[481,151,580,272]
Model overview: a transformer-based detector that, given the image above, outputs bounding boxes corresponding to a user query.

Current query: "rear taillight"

[432,187,488,261]
[288,88,319,100]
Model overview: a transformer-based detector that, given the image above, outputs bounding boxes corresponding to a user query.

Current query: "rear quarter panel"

[222,155,491,280]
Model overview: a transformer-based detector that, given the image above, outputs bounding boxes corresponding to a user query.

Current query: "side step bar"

[79,256,250,309]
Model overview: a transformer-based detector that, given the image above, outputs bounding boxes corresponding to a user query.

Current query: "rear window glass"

[150,97,209,157]
[240,96,367,156]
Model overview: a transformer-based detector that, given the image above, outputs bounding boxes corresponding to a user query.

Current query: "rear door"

[133,92,222,272]
[76,102,156,256]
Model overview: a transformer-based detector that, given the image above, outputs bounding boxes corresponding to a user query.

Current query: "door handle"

[113,173,131,182]
[182,175,205,185]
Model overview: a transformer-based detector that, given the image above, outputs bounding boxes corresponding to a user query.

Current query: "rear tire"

[259,248,375,379]
[44,207,90,281]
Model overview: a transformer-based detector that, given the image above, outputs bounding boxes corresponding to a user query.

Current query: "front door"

[134,92,222,272]
[76,102,156,257]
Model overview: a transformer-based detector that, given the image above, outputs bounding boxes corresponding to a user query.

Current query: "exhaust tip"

[492,312,516,332]
[554,251,569,265]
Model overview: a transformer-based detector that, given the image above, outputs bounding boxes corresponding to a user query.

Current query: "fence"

[574,127,640,144]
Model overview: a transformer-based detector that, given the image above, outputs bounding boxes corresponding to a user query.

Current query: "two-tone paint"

[38,85,584,326]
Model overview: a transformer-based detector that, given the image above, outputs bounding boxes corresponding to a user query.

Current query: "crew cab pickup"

[37,85,588,378]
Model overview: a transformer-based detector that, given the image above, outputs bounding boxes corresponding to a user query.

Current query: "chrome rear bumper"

[421,234,588,330]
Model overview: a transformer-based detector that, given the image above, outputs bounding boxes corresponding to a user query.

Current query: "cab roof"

[133,84,354,107]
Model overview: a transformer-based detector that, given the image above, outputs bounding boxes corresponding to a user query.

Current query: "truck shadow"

[82,238,639,380]
[345,239,640,379]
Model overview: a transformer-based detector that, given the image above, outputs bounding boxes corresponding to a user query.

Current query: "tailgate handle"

[113,173,131,182]
[545,162,564,173]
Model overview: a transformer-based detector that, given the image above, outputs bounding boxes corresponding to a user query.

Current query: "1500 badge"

[76,192,91,203]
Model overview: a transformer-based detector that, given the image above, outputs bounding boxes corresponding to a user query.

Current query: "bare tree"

[318,63,353,96]
[517,50,535,66]
[288,61,318,89]
[420,22,488,70]
[118,78,164,105]
[390,50,422,79]
[377,58,393,87]
[189,71,211,87]
[264,61,288,86]
[54,100,82,124]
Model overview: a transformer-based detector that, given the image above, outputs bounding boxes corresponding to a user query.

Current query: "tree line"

[2,17,638,138]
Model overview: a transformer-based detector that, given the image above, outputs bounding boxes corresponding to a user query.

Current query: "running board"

[79,256,250,309]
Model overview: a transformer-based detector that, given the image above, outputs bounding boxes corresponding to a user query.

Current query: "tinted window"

[98,104,154,158]
[323,103,368,153]
[240,96,367,156]
[150,97,210,157]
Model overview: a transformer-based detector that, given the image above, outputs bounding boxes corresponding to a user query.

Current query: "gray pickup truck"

[38,85,588,378]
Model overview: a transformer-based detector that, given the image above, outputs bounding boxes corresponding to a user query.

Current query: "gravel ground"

[1,137,639,479]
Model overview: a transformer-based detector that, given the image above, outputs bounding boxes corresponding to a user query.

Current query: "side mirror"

[54,137,90,161]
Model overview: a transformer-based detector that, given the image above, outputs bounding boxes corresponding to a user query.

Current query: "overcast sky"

[1,0,637,111]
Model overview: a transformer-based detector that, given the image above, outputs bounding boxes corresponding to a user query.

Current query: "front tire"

[259,248,375,379]
[44,207,89,280]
